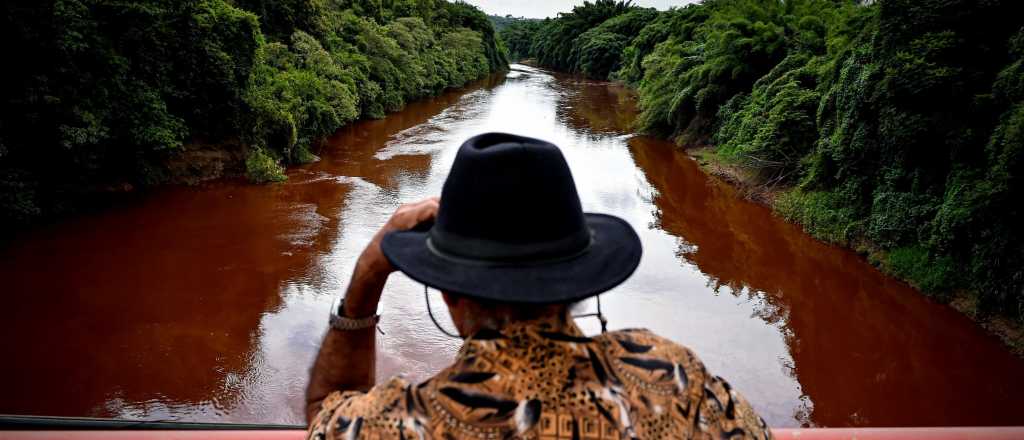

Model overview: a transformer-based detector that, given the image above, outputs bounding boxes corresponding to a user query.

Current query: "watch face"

[330,296,345,317]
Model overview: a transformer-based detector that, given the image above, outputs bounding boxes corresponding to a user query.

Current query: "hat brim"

[380,213,642,304]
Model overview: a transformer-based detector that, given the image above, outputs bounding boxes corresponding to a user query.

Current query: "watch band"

[329,298,380,331]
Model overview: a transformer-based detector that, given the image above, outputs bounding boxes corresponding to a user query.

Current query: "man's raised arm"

[304,197,439,423]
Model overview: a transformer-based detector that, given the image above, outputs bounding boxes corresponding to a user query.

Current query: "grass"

[773,189,862,246]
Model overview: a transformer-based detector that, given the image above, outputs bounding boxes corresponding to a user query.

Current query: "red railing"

[4,428,1024,440]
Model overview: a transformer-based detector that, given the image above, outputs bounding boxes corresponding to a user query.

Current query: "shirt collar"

[456,312,591,358]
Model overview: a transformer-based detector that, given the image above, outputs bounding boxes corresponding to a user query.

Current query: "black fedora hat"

[380,132,642,304]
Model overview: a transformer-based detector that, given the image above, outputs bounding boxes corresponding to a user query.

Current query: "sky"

[463,0,701,19]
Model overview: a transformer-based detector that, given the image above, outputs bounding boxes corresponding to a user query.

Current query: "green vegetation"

[528,0,637,72]
[488,14,534,33]
[1,0,506,227]
[502,0,1024,323]
[492,16,541,61]
[245,147,287,183]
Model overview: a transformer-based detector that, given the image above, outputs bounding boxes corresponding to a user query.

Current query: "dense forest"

[503,0,1024,327]
[1,0,506,227]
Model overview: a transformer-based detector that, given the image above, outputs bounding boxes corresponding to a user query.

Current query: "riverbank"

[499,0,1023,357]
[524,57,1024,356]
[1,0,508,230]
[687,145,1024,357]
[156,70,508,186]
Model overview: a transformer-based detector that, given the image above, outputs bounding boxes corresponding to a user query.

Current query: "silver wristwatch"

[329,297,380,331]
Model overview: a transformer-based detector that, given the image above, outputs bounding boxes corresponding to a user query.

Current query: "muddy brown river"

[2,65,1023,428]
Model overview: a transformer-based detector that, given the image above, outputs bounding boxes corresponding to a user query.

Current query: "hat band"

[427,226,593,265]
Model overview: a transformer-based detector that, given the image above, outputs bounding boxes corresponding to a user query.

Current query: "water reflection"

[629,139,1024,426]
[1,65,1022,428]
[0,178,346,421]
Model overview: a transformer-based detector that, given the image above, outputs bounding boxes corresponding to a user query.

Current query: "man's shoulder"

[307,376,412,440]
[598,328,702,365]
[596,328,712,397]
[596,329,771,439]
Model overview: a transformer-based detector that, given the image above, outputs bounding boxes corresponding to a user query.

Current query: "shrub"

[714,54,822,184]
[886,246,958,295]
[572,8,658,79]
[245,147,286,183]
[775,187,863,245]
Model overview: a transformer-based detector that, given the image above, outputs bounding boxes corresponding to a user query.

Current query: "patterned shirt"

[308,315,770,439]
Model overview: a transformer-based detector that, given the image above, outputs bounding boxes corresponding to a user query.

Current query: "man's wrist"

[342,296,378,318]
[341,244,392,318]
[332,297,380,328]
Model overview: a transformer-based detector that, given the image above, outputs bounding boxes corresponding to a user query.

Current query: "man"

[306,133,770,439]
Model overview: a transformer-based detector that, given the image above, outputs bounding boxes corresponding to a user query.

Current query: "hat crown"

[430,133,590,262]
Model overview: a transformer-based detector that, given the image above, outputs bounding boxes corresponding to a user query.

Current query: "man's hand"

[343,197,439,318]
[305,196,440,423]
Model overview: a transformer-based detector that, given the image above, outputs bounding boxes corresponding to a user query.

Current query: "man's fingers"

[415,197,439,209]
[415,197,439,212]
[417,202,439,222]
[388,197,439,230]
[395,198,436,215]
[414,198,439,222]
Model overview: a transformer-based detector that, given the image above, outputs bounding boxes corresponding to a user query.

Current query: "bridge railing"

[2,416,1022,440]
[3,427,1024,439]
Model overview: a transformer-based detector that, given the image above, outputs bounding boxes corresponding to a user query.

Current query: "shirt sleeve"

[306,377,414,440]
[615,329,772,440]
[695,369,772,440]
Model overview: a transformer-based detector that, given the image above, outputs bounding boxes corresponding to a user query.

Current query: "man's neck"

[458,304,574,337]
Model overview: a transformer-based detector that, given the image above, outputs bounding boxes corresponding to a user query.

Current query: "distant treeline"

[503,0,1024,323]
[487,14,538,34]
[1,0,506,226]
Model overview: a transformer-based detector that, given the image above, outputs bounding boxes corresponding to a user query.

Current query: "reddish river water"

[2,65,1022,427]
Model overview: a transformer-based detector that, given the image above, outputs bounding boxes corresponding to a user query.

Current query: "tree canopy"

[1,0,506,225]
